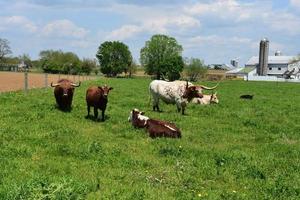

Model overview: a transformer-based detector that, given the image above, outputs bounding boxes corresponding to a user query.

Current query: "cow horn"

[51,82,59,87]
[71,81,81,87]
[186,80,189,89]
[199,82,219,90]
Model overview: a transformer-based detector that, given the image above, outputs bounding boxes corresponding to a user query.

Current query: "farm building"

[226,38,300,82]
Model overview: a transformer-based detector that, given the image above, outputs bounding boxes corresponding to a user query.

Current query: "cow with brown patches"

[86,85,113,121]
[51,79,81,110]
[128,108,181,138]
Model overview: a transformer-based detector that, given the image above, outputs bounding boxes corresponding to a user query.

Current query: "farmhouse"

[226,38,300,82]
[245,54,300,79]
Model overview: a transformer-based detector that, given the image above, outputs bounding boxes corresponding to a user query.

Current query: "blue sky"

[0,0,300,65]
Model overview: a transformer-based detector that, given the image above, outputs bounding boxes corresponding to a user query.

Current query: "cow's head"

[128,108,148,125]
[99,85,113,99]
[51,81,80,97]
[210,92,219,104]
[183,81,203,101]
[128,108,143,122]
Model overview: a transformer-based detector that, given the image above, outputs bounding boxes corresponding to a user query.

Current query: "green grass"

[1,78,300,199]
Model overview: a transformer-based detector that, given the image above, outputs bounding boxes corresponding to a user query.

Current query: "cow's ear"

[141,111,145,115]
[109,87,113,90]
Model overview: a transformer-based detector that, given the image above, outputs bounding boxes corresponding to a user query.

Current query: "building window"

[278,67,281,70]
[269,67,272,70]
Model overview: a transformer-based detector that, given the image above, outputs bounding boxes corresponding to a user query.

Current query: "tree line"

[0,34,208,80]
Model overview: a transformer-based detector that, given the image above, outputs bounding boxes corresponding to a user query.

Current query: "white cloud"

[106,25,143,40]
[0,16,37,33]
[264,12,300,35]
[184,0,257,22]
[106,15,200,40]
[290,0,300,9]
[41,19,89,38]
[187,35,253,48]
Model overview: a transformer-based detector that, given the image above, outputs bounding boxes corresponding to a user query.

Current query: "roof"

[245,56,296,66]
[225,67,245,74]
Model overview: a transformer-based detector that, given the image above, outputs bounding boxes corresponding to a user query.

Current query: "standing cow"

[51,79,81,110]
[149,80,218,115]
[86,85,113,121]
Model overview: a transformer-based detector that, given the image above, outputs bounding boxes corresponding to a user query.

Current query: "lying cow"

[149,80,218,115]
[192,92,219,105]
[128,108,181,138]
[86,85,113,121]
[51,79,81,110]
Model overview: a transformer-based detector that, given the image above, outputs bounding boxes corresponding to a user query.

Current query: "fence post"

[45,73,48,88]
[24,70,28,94]
[58,73,61,80]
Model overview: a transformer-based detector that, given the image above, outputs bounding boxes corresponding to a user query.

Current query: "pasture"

[0,78,300,199]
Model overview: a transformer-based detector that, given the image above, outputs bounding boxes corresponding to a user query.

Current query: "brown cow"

[86,85,113,121]
[128,108,181,138]
[51,79,81,110]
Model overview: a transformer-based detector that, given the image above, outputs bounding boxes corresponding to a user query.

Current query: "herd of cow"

[50,78,219,139]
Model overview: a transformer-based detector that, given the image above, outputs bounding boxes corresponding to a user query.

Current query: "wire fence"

[0,71,98,93]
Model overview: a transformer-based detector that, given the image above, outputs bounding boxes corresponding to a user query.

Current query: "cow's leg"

[182,107,185,115]
[94,107,98,120]
[87,105,90,117]
[176,103,181,113]
[101,109,105,121]
[152,95,160,112]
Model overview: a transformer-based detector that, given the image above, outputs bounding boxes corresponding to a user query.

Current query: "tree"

[0,38,12,61]
[81,58,98,75]
[140,34,184,80]
[39,50,81,74]
[185,58,208,82]
[96,41,132,77]
[126,60,138,78]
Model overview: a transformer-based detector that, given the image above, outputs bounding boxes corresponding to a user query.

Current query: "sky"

[1,0,300,66]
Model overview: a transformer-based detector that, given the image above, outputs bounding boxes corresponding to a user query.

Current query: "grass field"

[0,78,300,199]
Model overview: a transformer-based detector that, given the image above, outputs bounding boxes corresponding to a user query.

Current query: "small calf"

[240,94,254,100]
[128,109,181,138]
[192,92,219,105]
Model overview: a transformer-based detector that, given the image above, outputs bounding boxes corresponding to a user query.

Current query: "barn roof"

[245,56,296,65]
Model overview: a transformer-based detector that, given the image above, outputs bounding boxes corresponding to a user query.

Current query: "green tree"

[96,41,132,77]
[185,58,207,82]
[39,50,81,74]
[81,58,98,75]
[140,34,184,80]
[0,38,12,61]
[126,60,138,78]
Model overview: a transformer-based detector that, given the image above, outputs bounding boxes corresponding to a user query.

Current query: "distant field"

[0,72,93,93]
[0,78,299,199]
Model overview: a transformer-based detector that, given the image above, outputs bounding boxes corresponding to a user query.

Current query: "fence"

[0,71,97,93]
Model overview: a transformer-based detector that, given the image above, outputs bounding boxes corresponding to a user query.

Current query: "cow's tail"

[148,85,152,106]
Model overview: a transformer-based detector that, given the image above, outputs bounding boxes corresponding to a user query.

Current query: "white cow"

[149,80,218,114]
[192,92,219,105]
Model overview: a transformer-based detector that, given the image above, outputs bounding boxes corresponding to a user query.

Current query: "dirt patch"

[0,72,94,93]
